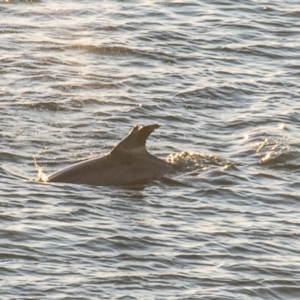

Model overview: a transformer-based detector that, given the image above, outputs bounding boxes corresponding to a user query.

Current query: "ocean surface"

[1,0,300,299]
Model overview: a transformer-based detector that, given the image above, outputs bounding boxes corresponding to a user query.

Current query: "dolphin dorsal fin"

[110,124,160,155]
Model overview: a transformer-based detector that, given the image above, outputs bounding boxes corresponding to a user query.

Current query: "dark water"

[1,0,300,299]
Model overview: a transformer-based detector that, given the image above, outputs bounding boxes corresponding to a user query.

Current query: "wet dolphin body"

[47,124,175,186]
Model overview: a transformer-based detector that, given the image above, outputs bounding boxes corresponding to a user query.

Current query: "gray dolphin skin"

[47,124,175,186]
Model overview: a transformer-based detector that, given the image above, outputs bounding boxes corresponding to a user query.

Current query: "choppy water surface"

[1,0,300,299]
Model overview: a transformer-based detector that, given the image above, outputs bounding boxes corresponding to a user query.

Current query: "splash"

[33,157,48,182]
[167,151,234,172]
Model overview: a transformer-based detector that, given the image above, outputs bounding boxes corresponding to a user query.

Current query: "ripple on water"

[1,0,300,299]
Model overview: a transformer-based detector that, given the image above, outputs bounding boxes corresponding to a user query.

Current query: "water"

[1,0,300,299]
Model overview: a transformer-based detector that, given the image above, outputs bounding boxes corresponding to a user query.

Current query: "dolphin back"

[47,124,175,186]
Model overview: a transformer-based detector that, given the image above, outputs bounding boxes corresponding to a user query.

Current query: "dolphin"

[47,124,175,186]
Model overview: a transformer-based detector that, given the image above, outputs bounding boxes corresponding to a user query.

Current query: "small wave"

[3,0,41,3]
[0,163,31,181]
[52,82,119,92]
[260,151,300,170]
[66,45,139,57]
[254,136,292,165]
[20,101,68,112]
